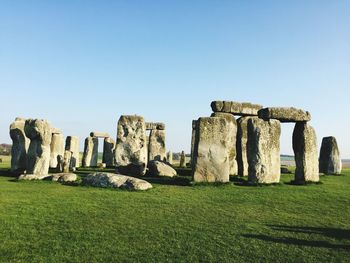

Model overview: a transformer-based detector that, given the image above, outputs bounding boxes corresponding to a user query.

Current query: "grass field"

[0,157,349,262]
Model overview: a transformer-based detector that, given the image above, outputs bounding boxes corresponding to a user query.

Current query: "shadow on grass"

[0,168,17,178]
[230,176,282,187]
[243,225,350,250]
[142,176,192,186]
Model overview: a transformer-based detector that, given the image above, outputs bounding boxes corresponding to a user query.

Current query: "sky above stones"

[0,0,349,157]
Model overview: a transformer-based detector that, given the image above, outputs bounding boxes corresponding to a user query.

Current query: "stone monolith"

[9,118,29,173]
[103,137,115,166]
[82,136,98,167]
[148,129,166,162]
[50,133,65,169]
[319,136,342,175]
[65,136,80,168]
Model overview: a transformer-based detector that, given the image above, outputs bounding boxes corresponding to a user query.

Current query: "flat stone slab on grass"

[211,101,263,116]
[258,107,311,122]
[148,160,177,177]
[18,173,77,182]
[82,172,152,191]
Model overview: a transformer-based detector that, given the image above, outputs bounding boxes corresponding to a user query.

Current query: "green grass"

[0,160,349,262]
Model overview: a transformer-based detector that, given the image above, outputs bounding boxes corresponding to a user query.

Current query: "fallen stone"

[247,118,281,184]
[57,173,77,183]
[319,136,342,175]
[18,174,50,180]
[293,122,319,183]
[148,160,177,177]
[258,107,311,122]
[211,101,263,116]
[82,172,152,191]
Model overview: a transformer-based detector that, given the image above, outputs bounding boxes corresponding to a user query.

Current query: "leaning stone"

[293,122,319,183]
[82,172,152,191]
[211,112,237,175]
[9,118,30,173]
[258,107,311,122]
[192,117,230,183]
[82,137,99,167]
[103,137,115,166]
[237,117,256,176]
[211,101,263,116]
[247,118,281,184]
[65,136,80,168]
[145,122,165,130]
[50,133,65,169]
[115,115,148,176]
[319,136,342,175]
[24,119,52,175]
[148,160,177,177]
[148,129,166,162]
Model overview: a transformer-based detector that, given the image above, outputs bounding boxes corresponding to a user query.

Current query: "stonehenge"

[211,101,263,116]
[258,107,311,123]
[50,131,65,169]
[82,136,99,167]
[167,151,173,165]
[65,136,80,169]
[319,136,342,175]
[9,118,29,173]
[179,151,186,168]
[146,122,166,162]
[236,117,254,176]
[103,137,115,166]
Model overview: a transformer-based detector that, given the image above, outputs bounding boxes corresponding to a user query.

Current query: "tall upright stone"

[9,118,30,173]
[319,136,342,175]
[167,151,173,165]
[103,137,115,166]
[179,151,186,168]
[292,122,319,183]
[24,119,52,175]
[65,136,80,168]
[82,137,99,167]
[115,115,148,176]
[50,132,65,169]
[192,117,230,183]
[63,150,72,173]
[247,118,281,184]
[191,120,198,162]
[211,112,237,175]
[236,116,256,177]
[148,129,166,162]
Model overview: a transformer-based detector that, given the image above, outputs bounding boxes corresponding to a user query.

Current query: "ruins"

[146,122,166,162]
[9,118,29,173]
[319,136,342,174]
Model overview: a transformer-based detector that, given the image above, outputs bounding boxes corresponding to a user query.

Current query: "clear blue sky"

[1,0,349,157]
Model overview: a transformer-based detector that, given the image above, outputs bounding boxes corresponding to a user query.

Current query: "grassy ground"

[0,158,349,262]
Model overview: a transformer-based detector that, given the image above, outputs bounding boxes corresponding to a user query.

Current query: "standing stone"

[236,117,255,176]
[179,151,186,168]
[115,115,148,176]
[167,151,173,165]
[191,120,198,167]
[50,133,65,169]
[247,118,281,184]
[65,136,80,168]
[24,119,52,175]
[9,118,30,173]
[82,137,99,167]
[63,150,72,173]
[148,129,166,162]
[192,117,230,183]
[211,112,237,175]
[319,136,342,175]
[103,137,115,166]
[292,122,319,183]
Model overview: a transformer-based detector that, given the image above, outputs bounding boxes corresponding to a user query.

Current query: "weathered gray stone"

[258,107,311,122]
[319,136,342,175]
[82,172,152,191]
[18,174,50,180]
[24,119,52,175]
[50,133,65,169]
[9,118,29,173]
[192,117,230,183]
[51,128,62,134]
[293,122,319,183]
[191,120,198,165]
[148,160,177,177]
[211,101,263,116]
[145,122,165,130]
[167,151,173,165]
[179,151,186,168]
[63,150,72,173]
[236,117,256,177]
[211,112,237,175]
[82,137,98,167]
[57,173,77,183]
[115,115,148,176]
[90,132,110,138]
[148,129,166,162]
[103,137,115,166]
[65,136,80,168]
[247,118,281,184]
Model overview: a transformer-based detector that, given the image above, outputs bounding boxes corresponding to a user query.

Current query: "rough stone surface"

[293,122,319,183]
[19,172,77,182]
[167,151,173,165]
[24,119,52,175]
[145,122,165,130]
[115,115,148,176]
[191,120,198,169]
[63,150,72,173]
[211,101,263,116]
[10,118,29,173]
[319,136,342,175]
[90,132,110,138]
[82,137,99,167]
[179,151,186,168]
[50,133,65,169]
[18,174,50,180]
[236,117,256,177]
[211,112,238,175]
[192,117,230,183]
[57,173,77,183]
[258,107,311,122]
[148,129,166,162]
[103,137,115,166]
[148,160,177,177]
[82,172,152,191]
[65,136,80,168]
[247,118,281,184]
